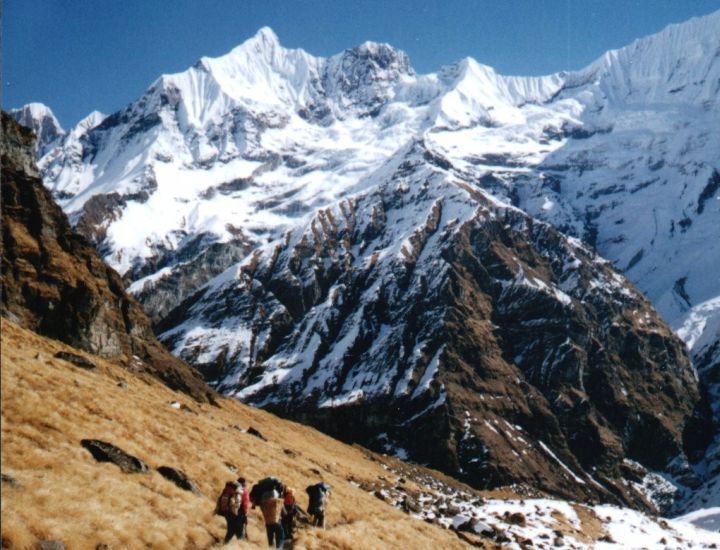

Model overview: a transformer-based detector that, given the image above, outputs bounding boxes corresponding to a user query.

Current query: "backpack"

[250,477,283,505]
[216,482,241,515]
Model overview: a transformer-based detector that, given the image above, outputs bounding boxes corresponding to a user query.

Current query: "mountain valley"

[7,9,720,531]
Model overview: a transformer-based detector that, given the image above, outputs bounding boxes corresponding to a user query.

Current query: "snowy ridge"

[30,11,720,331]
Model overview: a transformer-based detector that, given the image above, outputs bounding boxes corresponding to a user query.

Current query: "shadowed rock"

[157,466,201,494]
[1,473,21,488]
[54,351,97,370]
[81,439,148,474]
[37,541,67,550]
[247,426,267,441]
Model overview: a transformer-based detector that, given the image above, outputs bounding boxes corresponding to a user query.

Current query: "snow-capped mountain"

[20,11,720,512]
[157,137,705,511]
[29,15,720,346]
[9,103,65,157]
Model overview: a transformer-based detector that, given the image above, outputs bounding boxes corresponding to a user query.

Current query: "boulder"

[157,466,201,494]
[54,351,97,370]
[1,473,21,488]
[507,511,527,526]
[247,426,267,441]
[81,439,148,473]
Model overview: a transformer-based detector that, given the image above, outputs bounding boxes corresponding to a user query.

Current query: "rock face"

[80,439,148,474]
[0,112,213,402]
[158,140,705,510]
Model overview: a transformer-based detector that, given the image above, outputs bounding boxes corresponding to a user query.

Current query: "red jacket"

[240,488,251,514]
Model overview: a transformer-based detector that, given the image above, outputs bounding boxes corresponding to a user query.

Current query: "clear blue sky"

[4,0,720,128]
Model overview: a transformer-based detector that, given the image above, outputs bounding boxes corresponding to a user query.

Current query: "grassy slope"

[0,319,477,550]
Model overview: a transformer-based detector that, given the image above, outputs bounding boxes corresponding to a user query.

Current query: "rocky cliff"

[1,112,213,402]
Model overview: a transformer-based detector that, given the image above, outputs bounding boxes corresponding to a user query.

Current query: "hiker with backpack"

[306,482,330,528]
[215,478,250,543]
[281,486,308,539]
[251,477,286,548]
[249,476,284,507]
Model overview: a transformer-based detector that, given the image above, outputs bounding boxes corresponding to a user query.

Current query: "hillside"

[1,319,717,549]
[0,319,470,549]
[1,112,212,402]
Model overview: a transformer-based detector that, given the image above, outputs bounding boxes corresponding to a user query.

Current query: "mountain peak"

[9,102,65,156]
[341,40,414,75]
[75,110,106,132]
[238,25,282,55]
[253,26,280,43]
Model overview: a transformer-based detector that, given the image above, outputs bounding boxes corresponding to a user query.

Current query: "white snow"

[538,441,586,485]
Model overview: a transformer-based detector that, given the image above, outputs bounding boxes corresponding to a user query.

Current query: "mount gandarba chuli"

[11,11,720,516]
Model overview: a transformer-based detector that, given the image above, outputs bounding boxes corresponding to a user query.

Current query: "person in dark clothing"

[306,482,330,528]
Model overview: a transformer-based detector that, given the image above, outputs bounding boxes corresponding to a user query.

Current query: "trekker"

[281,486,308,539]
[306,482,331,528]
[215,480,245,543]
[250,476,284,507]
[259,490,285,548]
[236,477,251,538]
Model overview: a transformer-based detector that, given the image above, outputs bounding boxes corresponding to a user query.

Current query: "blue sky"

[4,0,720,128]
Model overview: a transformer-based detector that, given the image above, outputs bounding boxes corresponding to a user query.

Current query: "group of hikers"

[215,476,331,547]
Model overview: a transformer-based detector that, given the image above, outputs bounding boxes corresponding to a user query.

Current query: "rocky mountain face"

[14,11,720,511]
[156,138,708,511]
[0,112,214,402]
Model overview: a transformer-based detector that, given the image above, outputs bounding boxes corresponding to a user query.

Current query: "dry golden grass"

[1,320,476,549]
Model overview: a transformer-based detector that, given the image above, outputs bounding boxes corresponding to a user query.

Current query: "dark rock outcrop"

[1,473,21,488]
[246,426,267,441]
[80,439,148,474]
[157,466,201,494]
[0,112,213,402]
[53,351,97,370]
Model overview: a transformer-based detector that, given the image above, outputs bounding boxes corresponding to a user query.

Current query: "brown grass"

[1,320,474,549]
